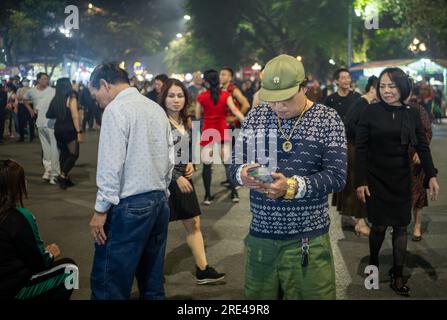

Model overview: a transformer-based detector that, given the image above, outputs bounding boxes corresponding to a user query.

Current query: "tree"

[353,0,447,60]
[76,0,166,62]
[184,0,447,77]
[164,33,217,73]
[0,0,78,76]
[382,0,447,58]
[1,0,175,72]
[185,0,355,78]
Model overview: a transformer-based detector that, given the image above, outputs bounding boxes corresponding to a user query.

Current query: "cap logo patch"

[273,76,280,84]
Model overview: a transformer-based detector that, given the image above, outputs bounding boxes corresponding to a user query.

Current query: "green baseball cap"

[259,54,306,102]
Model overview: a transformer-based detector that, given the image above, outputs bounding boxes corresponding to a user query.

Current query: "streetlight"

[408,37,427,54]
[59,26,72,38]
[185,73,193,82]
[329,59,336,65]
[88,3,103,14]
[296,56,302,62]
[184,15,191,21]
[251,63,262,71]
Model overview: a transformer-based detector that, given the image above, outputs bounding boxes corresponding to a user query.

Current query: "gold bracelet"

[284,178,298,200]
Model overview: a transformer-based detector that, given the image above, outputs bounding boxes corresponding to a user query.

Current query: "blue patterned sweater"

[229,103,347,240]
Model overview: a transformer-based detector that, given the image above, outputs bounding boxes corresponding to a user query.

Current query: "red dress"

[197,90,232,147]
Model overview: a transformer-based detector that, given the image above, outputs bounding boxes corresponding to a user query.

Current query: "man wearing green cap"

[229,54,347,299]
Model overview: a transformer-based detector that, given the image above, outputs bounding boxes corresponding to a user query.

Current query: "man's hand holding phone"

[241,164,277,195]
[246,166,274,183]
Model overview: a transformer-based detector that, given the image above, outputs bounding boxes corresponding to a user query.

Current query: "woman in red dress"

[196,70,245,205]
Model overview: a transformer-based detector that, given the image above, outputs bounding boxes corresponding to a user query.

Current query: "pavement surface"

[1,121,446,300]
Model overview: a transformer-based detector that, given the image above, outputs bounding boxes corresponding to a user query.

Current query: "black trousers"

[54,125,79,177]
[82,108,93,131]
[0,109,5,142]
[18,104,35,141]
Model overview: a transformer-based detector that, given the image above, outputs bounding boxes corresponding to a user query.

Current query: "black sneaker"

[231,190,240,203]
[58,176,68,190]
[195,265,225,285]
[66,177,75,188]
[203,195,214,206]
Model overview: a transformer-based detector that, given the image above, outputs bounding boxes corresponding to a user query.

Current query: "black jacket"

[0,208,53,299]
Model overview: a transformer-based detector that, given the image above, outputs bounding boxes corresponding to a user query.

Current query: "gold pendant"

[282,141,293,152]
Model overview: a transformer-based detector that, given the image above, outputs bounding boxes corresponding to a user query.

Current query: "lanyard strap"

[301,237,309,267]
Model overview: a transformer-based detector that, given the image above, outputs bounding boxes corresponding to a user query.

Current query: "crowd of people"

[0,55,444,300]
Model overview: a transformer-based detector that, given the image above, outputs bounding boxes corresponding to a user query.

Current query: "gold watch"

[284,177,298,200]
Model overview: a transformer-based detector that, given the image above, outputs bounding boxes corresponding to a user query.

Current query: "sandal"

[412,234,422,242]
[390,280,411,297]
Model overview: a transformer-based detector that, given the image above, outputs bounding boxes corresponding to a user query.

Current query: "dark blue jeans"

[90,191,169,300]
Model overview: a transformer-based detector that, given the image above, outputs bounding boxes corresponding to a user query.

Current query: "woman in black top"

[338,76,379,236]
[158,79,225,285]
[46,78,83,189]
[0,159,77,300]
[355,68,440,296]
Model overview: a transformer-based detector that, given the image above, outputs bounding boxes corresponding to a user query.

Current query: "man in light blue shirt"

[88,63,174,300]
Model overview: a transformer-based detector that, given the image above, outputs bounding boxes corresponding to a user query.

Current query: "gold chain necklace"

[277,100,311,152]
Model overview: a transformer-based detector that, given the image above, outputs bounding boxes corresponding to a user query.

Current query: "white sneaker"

[42,172,50,181]
[49,177,58,185]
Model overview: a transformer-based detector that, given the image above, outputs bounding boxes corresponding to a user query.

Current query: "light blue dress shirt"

[95,87,174,213]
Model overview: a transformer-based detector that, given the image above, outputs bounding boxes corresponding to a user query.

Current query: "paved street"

[1,122,446,300]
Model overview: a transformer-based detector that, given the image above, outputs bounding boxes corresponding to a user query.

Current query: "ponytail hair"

[204,69,221,105]
[364,75,378,93]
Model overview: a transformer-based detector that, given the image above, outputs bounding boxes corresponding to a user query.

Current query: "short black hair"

[333,68,350,80]
[6,82,17,93]
[36,72,49,81]
[154,74,169,83]
[89,63,130,89]
[377,67,413,104]
[220,66,234,77]
[365,75,379,93]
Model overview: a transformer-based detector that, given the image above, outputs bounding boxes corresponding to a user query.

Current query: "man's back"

[97,87,173,203]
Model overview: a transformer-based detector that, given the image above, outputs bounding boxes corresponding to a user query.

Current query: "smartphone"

[247,166,274,183]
